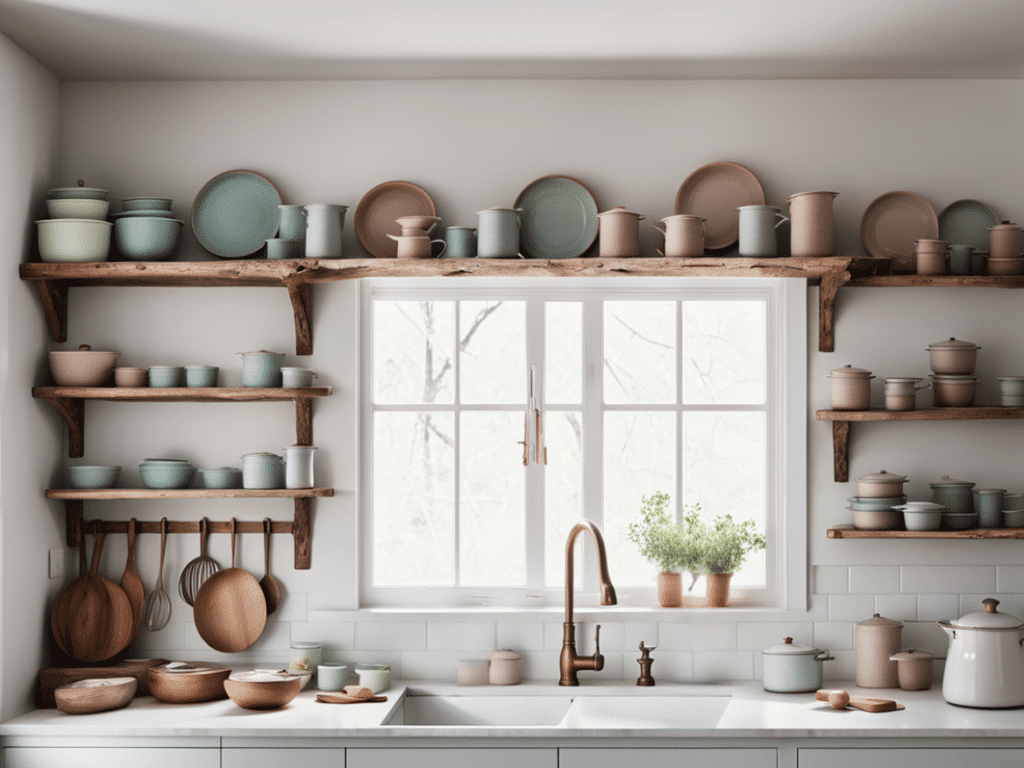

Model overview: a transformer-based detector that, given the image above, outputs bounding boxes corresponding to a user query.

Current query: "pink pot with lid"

[989,221,1023,259]
[855,613,902,688]
[855,470,907,498]
[828,364,873,411]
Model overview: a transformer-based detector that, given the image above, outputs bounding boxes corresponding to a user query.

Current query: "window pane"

[682,411,766,587]
[460,301,526,404]
[682,300,766,405]
[373,300,454,405]
[460,411,526,586]
[604,301,676,404]
[544,410,583,587]
[604,411,676,586]
[545,302,582,404]
[373,412,455,585]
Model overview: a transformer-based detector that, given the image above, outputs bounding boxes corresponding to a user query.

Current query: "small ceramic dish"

[45,198,110,220]
[67,465,121,489]
[895,506,943,531]
[37,218,112,262]
[122,197,173,211]
[114,366,149,388]
[849,507,902,531]
[149,366,185,387]
[184,365,219,387]
[200,467,242,489]
[139,461,194,490]
[1003,509,1024,528]
[943,512,980,530]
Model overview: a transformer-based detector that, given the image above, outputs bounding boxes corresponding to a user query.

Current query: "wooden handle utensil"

[815,689,902,712]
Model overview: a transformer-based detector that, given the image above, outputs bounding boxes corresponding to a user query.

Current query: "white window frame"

[359,276,807,611]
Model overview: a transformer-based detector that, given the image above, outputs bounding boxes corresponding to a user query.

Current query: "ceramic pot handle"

[652,221,666,233]
[775,213,791,228]
[431,239,447,258]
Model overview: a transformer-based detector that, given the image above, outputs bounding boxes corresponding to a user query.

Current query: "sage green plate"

[191,170,281,258]
[939,199,999,252]
[515,175,598,259]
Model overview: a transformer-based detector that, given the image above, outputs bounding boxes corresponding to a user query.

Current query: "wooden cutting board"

[37,659,166,708]
[815,689,903,712]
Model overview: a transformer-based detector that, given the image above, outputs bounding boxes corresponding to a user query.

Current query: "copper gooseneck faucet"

[560,519,617,685]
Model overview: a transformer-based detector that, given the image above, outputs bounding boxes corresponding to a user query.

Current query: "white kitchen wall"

[0,32,61,720]
[23,78,1024,691]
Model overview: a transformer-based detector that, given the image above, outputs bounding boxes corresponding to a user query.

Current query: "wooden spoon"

[815,689,902,712]
[119,518,145,638]
[259,518,281,615]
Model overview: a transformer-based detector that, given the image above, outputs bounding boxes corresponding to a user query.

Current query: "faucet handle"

[594,624,602,655]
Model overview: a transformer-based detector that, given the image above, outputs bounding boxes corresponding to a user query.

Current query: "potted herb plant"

[692,513,767,607]
[627,492,704,607]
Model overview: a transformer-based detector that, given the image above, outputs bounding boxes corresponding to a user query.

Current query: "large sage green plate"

[191,170,282,258]
[939,199,999,252]
[515,175,598,259]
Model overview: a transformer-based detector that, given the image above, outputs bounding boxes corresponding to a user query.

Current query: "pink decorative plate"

[860,191,939,272]
[674,162,765,252]
[354,181,436,258]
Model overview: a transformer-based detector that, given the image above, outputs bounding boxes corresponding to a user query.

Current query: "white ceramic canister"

[283,444,317,489]
[761,637,833,693]
[883,377,928,412]
[597,207,645,258]
[238,350,286,388]
[355,664,391,694]
[938,598,1024,708]
[489,649,522,685]
[290,641,322,674]
[241,452,285,489]
[828,364,874,410]
[855,613,902,688]
[304,204,348,258]
[476,208,521,258]
[281,367,317,388]
[738,205,788,257]
[653,214,705,257]
[786,191,838,258]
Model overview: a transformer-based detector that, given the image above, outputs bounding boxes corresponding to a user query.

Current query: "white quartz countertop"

[3,680,1024,740]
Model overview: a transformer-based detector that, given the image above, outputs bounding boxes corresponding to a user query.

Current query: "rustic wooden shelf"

[52,488,333,569]
[816,408,1024,482]
[828,525,1024,539]
[847,275,1024,288]
[19,255,884,354]
[34,386,331,458]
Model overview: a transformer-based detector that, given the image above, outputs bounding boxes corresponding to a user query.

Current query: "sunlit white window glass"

[362,278,806,610]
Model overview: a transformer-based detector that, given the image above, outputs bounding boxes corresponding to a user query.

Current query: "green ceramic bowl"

[114,216,183,261]
[184,365,219,387]
[67,465,121,489]
[122,197,173,211]
[200,467,242,489]
[139,461,194,490]
[943,512,979,530]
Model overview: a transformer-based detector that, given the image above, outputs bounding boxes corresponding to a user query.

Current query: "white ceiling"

[3,0,1024,80]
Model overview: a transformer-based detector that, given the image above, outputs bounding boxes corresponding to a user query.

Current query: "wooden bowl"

[224,673,303,710]
[147,662,231,703]
[55,677,136,714]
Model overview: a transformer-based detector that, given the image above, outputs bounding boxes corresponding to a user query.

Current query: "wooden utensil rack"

[53,488,333,569]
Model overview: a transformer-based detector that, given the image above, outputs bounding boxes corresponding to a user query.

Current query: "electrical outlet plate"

[48,548,64,579]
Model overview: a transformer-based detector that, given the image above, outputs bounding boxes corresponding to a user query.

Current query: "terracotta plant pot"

[705,572,733,608]
[656,571,683,608]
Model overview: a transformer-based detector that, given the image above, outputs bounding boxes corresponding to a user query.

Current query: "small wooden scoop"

[316,684,387,704]
[815,689,902,712]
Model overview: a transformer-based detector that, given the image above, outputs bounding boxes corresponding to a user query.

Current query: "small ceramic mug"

[317,663,347,692]
[444,227,477,258]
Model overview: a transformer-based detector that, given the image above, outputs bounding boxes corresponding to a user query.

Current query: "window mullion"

[525,297,545,589]
[581,296,604,585]
[453,300,461,587]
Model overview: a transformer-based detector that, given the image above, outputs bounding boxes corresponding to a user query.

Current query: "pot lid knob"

[983,597,1000,613]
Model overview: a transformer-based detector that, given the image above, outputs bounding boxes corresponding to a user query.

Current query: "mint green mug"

[444,226,476,258]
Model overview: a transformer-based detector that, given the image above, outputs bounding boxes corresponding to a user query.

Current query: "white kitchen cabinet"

[798,749,1024,768]
[223,747,343,768]
[348,747,557,768]
[3,747,219,768]
[560,748,777,768]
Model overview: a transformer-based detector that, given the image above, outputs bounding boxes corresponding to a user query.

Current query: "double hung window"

[361,277,806,609]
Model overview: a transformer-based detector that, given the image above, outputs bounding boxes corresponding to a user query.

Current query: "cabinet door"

[348,747,557,768]
[560,748,777,768]
[799,749,1024,768]
[4,747,219,768]
[223,748,343,768]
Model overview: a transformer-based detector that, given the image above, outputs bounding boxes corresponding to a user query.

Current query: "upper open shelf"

[19,255,883,354]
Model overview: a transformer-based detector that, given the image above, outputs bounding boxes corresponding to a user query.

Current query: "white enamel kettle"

[938,598,1024,708]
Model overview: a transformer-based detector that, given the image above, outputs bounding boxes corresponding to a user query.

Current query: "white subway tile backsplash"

[355,621,426,651]
[917,593,959,622]
[901,566,943,594]
[692,651,753,682]
[622,621,659,651]
[874,593,918,621]
[849,565,900,594]
[400,651,462,682]
[997,566,1024,593]
[577,621,623,651]
[518,649,560,682]
[813,622,853,651]
[827,593,875,622]
[496,621,545,651]
[814,565,849,595]
[427,622,496,650]
[824,650,856,681]
[659,621,737,651]
[290,621,355,651]
[901,621,948,655]
[940,565,996,594]
[737,622,811,650]
[646,650,692,682]
[272,592,310,622]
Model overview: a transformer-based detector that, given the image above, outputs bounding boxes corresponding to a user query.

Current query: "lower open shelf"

[828,525,1024,539]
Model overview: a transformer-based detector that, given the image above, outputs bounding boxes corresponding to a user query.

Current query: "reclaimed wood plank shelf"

[816,408,1024,482]
[33,386,331,458]
[828,525,1024,539]
[52,488,333,569]
[847,275,1024,288]
[19,255,884,354]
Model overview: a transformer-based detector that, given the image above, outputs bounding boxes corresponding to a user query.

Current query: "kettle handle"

[775,213,791,229]
[652,221,666,233]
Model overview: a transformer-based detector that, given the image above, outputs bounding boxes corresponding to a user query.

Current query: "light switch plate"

[48,548,64,579]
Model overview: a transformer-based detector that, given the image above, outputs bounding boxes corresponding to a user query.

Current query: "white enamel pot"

[761,637,833,693]
[938,598,1024,709]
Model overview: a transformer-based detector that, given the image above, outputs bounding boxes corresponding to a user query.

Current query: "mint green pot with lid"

[238,351,285,387]
[930,475,975,514]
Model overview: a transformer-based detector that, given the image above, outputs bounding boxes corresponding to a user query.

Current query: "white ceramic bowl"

[45,198,110,220]
[899,508,943,531]
[849,507,902,531]
[37,218,112,262]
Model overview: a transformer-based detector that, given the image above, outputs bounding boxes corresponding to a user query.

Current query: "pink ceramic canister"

[855,613,903,688]
[653,214,705,257]
[827,364,874,410]
[989,221,1023,259]
[786,191,838,258]
[597,207,644,258]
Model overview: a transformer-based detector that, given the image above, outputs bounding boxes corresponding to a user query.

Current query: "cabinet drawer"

[560,748,777,768]
[223,747,344,768]
[799,749,1024,768]
[348,747,556,768]
[4,747,219,768]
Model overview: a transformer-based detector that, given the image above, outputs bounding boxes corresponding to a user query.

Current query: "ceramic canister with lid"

[989,220,1023,259]
[761,637,833,693]
[241,452,284,489]
[938,598,1024,708]
[489,649,522,685]
[855,470,907,499]
[786,191,838,258]
[855,613,903,688]
[283,445,317,489]
[828,365,874,410]
[888,648,934,691]
[930,475,975,513]
[926,337,980,375]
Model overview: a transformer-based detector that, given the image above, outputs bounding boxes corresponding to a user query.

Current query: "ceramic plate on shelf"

[515,175,599,259]
[674,161,764,252]
[191,170,281,258]
[939,199,999,252]
[860,190,938,272]
[354,180,436,258]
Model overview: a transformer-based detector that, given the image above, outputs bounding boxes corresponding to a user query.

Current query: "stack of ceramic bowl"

[927,337,980,407]
[998,376,1024,407]
[892,501,944,531]
[112,197,183,261]
[848,470,909,530]
[37,186,112,262]
[139,458,195,489]
[987,221,1024,274]
[930,475,977,529]
[1002,493,1024,528]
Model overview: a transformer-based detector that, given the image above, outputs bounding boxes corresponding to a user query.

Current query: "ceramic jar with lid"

[888,648,934,691]
[855,470,907,499]
[761,637,833,693]
[930,475,976,513]
[988,220,1023,259]
[828,365,874,410]
[926,337,980,375]
[883,377,929,411]
[489,649,522,685]
[855,613,903,688]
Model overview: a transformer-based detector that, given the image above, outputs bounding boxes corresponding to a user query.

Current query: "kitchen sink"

[383,694,732,729]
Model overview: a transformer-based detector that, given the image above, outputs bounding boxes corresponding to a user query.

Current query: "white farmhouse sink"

[384,694,731,729]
